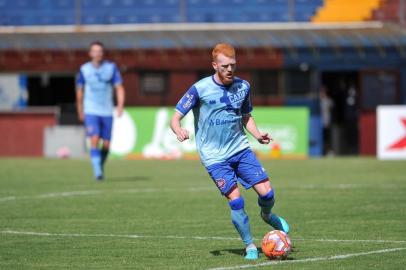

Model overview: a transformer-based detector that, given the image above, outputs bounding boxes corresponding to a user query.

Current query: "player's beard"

[218,71,234,86]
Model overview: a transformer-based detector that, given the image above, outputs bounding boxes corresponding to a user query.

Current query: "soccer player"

[170,43,289,260]
[76,41,125,180]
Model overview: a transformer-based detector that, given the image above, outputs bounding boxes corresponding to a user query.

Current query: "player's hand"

[116,107,124,118]
[176,128,189,142]
[257,132,272,144]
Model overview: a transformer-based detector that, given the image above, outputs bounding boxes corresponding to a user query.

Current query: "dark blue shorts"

[206,148,269,196]
[84,114,113,141]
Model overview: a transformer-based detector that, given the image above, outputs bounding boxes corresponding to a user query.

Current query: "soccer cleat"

[261,212,290,234]
[269,214,290,234]
[245,246,259,260]
[96,175,104,181]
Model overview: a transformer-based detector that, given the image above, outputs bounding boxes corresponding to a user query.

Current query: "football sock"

[100,148,109,167]
[229,197,253,246]
[246,243,257,251]
[258,190,290,233]
[258,189,275,216]
[90,148,102,178]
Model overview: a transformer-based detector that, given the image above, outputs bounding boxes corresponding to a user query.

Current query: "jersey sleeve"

[241,85,253,115]
[175,86,199,116]
[111,64,123,86]
[76,70,85,88]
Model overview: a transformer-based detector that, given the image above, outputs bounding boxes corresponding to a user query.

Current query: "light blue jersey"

[176,76,253,167]
[76,61,122,116]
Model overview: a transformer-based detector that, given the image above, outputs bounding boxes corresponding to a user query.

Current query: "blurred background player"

[170,43,289,260]
[76,41,125,180]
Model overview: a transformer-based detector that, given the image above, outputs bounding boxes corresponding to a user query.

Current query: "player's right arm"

[170,111,189,142]
[76,70,85,122]
[170,86,199,142]
[76,87,84,122]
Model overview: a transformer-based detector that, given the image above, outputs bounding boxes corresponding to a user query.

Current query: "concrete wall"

[0,109,57,156]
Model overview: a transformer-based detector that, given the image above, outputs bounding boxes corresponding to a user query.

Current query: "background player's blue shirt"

[77,61,122,116]
[176,76,253,167]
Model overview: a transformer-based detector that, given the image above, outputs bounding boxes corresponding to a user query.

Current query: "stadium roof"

[0,22,405,53]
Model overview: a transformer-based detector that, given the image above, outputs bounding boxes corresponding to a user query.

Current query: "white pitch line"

[36,190,102,198]
[0,190,101,202]
[293,238,406,244]
[1,230,406,244]
[0,230,240,241]
[0,187,215,203]
[0,196,17,202]
[206,247,406,270]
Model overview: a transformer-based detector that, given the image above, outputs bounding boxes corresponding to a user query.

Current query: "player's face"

[212,53,236,85]
[89,44,104,64]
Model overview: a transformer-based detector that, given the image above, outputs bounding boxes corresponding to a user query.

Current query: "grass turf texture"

[0,158,405,269]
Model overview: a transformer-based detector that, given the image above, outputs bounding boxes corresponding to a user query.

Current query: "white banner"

[377,105,406,160]
[0,74,27,110]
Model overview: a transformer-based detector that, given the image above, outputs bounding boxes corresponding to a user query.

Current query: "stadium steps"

[312,0,382,22]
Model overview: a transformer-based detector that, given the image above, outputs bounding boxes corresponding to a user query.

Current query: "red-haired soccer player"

[170,43,289,260]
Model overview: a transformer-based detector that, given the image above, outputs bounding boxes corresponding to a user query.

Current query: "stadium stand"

[1,1,405,26]
[0,0,324,25]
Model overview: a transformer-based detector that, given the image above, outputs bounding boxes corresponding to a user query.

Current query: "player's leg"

[84,115,103,180]
[100,116,113,171]
[101,140,110,168]
[235,148,289,233]
[225,186,258,260]
[207,162,258,260]
[253,180,290,233]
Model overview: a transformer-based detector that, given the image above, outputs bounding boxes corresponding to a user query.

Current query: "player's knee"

[228,197,245,210]
[90,137,100,148]
[258,189,275,208]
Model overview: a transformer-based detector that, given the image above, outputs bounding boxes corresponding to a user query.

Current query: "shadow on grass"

[210,248,264,257]
[210,248,296,261]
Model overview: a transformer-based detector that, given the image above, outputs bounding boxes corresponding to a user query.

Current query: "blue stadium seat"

[0,0,324,26]
[50,0,75,9]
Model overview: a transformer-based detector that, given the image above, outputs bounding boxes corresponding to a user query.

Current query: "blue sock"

[258,190,289,233]
[258,189,275,216]
[101,148,109,168]
[229,197,253,246]
[90,148,102,178]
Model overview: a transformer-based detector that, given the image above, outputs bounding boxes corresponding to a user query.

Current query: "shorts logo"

[215,178,226,189]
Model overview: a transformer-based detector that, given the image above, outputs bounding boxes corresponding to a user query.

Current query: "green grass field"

[1,158,406,269]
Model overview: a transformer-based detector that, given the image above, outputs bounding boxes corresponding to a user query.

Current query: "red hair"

[212,43,235,61]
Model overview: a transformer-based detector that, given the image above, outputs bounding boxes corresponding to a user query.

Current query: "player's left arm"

[112,64,125,117]
[114,84,125,117]
[243,114,272,145]
[241,86,272,145]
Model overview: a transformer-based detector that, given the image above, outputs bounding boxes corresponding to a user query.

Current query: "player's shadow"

[210,248,296,261]
[108,176,151,182]
[210,248,264,257]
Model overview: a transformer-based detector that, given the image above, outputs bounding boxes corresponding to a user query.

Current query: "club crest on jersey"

[215,178,226,189]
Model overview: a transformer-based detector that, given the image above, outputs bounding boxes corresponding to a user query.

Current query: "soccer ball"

[261,230,292,259]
